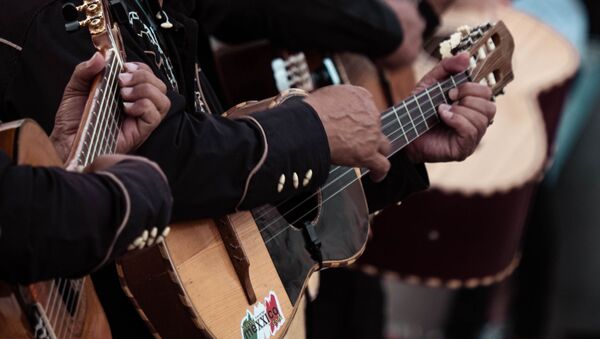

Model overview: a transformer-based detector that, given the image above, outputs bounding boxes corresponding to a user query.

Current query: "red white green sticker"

[240,291,285,339]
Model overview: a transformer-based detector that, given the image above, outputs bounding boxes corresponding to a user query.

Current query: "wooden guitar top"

[417,5,579,195]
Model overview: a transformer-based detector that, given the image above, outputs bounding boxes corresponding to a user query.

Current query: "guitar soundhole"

[275,190,321,229]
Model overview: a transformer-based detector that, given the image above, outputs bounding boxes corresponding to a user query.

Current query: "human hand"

[379,0,425,69]
[404,53,496,163]
[304,85,391,182]
[51,53,170,162]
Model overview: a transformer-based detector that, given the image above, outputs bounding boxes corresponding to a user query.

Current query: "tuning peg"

[65,20,83,32]
[62,2,80,21]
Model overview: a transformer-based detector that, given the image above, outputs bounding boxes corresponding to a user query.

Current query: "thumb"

[65,52,106,94]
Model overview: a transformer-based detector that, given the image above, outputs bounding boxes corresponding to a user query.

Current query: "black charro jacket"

[0,0,432,336]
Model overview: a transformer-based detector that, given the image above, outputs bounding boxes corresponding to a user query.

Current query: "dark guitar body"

[117,93,370,338]
[0,119,112,339]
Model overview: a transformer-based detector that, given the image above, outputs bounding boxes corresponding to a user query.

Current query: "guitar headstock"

[63,0,126,60]
[439,21,515,97]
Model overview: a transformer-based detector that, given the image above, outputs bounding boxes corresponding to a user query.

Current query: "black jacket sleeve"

[136,92,330,220]
[193,0,404,57]
[0,154,172,284]
[0,2,332,222]
[362,151,429,213]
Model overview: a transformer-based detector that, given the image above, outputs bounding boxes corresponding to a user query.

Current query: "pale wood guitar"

[117,22,515,339]
[0,0,136,337]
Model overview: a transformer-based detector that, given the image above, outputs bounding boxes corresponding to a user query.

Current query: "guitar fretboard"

[381,71,470,158]
[73,50,124,168]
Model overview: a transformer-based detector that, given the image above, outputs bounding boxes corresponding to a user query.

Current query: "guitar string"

[48,57,123,339]
[65,27,127,337]
[254,76,458,234]
[261,36,508,244]
[257,71,470,240]
[56,279,82,339]
[260,93,444,242]
[47,19,502,333]
[262,101,445,245]
[255,89,447,239]
[82,55,119,165]
[255,73,467,235]
[84,54,122,165]
[54,49,123,337]
[251,73,465,226]
[47,278,64,331]
[62,70,121,338]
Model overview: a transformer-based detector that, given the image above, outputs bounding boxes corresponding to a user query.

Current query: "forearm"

[136,93,331,221]
[0,157,171,284]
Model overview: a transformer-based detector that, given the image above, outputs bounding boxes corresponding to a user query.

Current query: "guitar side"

[0,119,111,339]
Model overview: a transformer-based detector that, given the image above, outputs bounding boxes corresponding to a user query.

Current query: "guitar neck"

[361,71,470,175]
[67,50,124,170]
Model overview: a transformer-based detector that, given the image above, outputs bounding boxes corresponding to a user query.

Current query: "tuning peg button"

[65,20,82,32]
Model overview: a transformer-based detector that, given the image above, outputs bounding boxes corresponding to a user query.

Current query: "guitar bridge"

[215,216,257,305]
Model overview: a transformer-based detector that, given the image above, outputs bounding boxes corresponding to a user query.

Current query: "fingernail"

[125,63,139,72]
[119,73,133,83]
[439,104,453,118]
[448,88,458,101]
[123,102,133,109]
[121,87,133,97]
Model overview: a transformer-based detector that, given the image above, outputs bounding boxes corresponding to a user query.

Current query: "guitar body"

[0,119,111,338]
[118,93,370,338]
[0,282,31,338]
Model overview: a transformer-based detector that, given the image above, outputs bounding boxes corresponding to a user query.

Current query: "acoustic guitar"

[0,0,136,337]
[360,4,580,289]
[117,22,515,339]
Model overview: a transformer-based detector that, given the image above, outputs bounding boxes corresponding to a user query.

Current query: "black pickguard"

[252,166,369,304]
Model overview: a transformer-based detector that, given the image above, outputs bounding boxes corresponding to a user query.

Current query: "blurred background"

[372,0,600,338]
[211,0,600,337]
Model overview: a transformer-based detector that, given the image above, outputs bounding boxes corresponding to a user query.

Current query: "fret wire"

[392,106,409,145]
[437,82,448,105]
[403,101,418,136]
[85,55,122,164]
[425,88,435,112]
[95,81,119,158]
[415,93,428,129]
[92,52,123,159]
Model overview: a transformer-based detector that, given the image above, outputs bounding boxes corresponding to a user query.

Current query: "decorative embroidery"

[126,10,179,92]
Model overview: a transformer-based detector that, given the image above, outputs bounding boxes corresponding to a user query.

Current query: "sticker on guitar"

[240,291,286,339]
